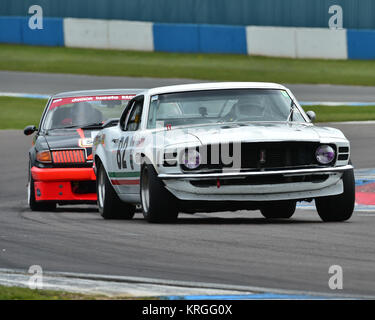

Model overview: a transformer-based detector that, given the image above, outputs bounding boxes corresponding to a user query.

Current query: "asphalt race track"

[2,70,375,102]
[0,119,375,297]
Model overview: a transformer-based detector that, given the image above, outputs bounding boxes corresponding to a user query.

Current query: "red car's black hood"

[44,128,100,160]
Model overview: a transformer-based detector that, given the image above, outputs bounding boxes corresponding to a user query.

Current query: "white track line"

[0,268,372,299]
[0,92,50,99]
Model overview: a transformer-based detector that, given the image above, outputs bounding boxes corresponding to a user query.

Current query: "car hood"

[163,122,347,146]
[154,129,201,148]
[45,128,101,149]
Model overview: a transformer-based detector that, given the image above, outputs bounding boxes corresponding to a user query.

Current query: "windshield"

[43,95,135,130]
[147,89,306,129]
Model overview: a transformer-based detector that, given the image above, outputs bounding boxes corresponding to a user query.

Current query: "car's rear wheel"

[140,164,178,223]
[315,167,355,222]
[28,160,56,211]
[260,200,296,219]
[96,162,135,220]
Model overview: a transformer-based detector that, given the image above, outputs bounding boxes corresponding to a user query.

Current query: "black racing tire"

[260,200,296,219]
[140,164,178,223]
[315,166,355,222]
[28,160,56,211]
[96,162,135,220]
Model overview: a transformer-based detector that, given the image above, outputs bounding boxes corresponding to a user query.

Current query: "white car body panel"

[93,82,352,206]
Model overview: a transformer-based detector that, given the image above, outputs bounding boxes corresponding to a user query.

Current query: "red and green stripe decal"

[108,171,140,185]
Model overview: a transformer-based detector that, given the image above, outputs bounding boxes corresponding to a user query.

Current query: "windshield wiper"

[49,125,79,130]
[81,119,119,129]
[80,122,104,129]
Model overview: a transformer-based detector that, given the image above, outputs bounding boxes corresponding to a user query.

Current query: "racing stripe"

[111,179,140,185]
[108,172,140,178]
[109,172,140,185]
[76,128,85,139]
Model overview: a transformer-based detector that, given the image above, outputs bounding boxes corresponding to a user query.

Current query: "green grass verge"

[1,96,375,130]
[0,285,109,300]
[1,44,375,85]
[304,105,375,122]
[0,97,47,130]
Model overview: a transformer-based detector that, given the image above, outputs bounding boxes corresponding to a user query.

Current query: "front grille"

[339,147,349,153]
[240,142,326,169]
[337,146,349,161]
[181,142,336,172]
[52,149,86,164]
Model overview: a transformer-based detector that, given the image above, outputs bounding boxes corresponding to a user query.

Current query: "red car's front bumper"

[31,167,97,202]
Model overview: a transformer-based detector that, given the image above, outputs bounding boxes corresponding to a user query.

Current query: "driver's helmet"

[234,95,265,118]
[72,102,102,126]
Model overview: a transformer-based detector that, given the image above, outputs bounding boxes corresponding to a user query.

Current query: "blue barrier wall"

[1,0,375,29]
[0,16,23,43]
[153,23,247,54]
[347,30,375,60]
[22,17,64,46]
[199,25,247,54]
[0,16,64,46]
[153,24,199,53]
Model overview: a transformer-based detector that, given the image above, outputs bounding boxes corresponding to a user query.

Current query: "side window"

[119,101,134,130]
[125,99,143,131]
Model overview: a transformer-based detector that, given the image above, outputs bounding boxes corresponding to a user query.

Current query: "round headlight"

[181,149,201,170]
[316,145,335,164]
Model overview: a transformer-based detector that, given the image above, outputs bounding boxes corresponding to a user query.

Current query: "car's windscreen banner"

[49,95,135,109]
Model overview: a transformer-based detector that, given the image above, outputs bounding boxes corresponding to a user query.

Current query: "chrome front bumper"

[159,165,352,201]
[158,165,353,180]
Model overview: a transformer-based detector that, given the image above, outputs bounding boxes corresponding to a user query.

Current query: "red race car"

[24,89,143,211]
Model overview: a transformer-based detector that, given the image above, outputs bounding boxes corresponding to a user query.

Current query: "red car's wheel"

[28,160,56,211]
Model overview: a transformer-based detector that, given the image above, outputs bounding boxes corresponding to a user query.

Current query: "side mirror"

[306,111,316,123]
[24,125,37,136]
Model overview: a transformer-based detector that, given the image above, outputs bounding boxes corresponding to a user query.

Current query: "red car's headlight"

[36,150,52,163]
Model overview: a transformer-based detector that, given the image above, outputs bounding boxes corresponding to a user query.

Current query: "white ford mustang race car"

[93,82,355,223]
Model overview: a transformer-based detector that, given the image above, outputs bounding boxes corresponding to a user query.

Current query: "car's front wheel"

[96,162,135,220]
[140,164,178,223]
[260,200,296,219]
[28,160,56,211]
[315,167,355,222]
